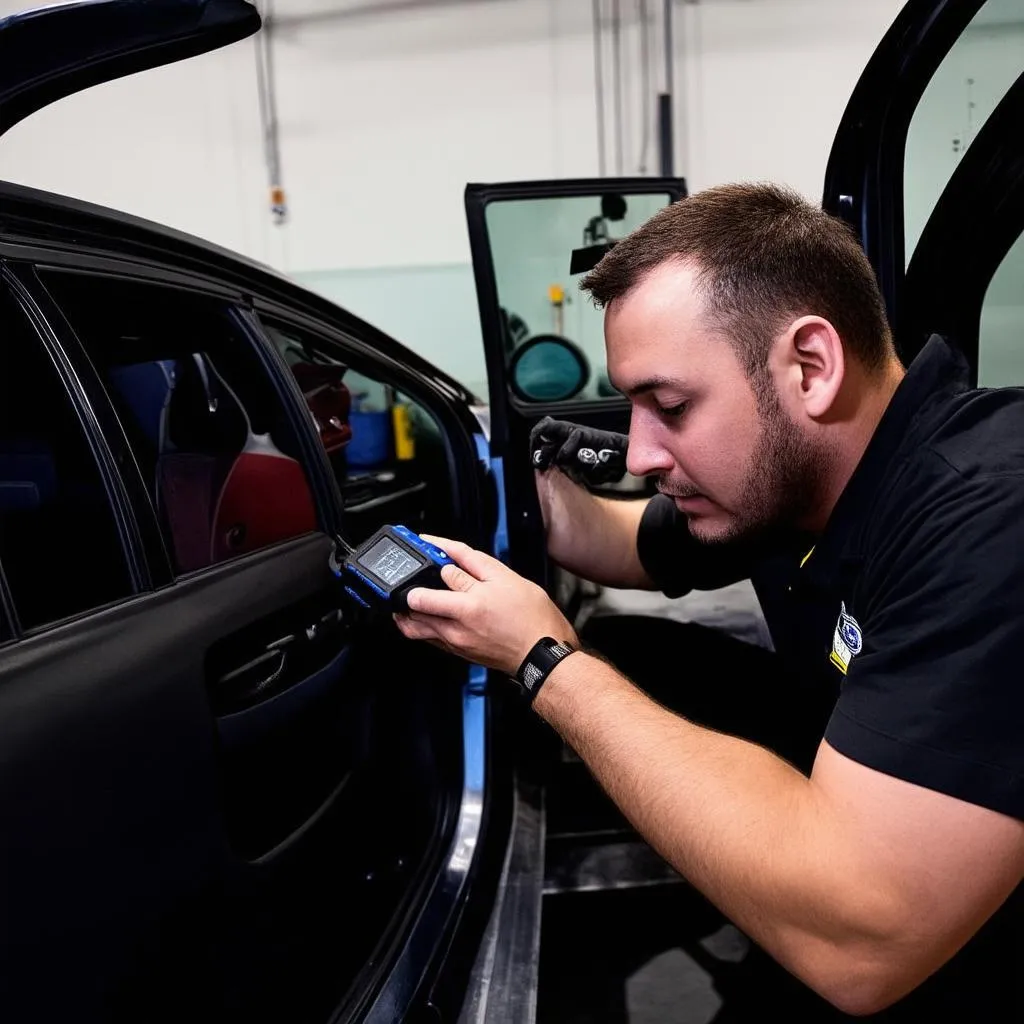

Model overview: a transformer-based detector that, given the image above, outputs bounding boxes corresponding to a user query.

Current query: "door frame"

[465,177,688,459]
[822,0,989,361]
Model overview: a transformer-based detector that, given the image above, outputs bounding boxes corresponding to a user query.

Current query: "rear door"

[465,179,686,588]
[0,257,387,1023]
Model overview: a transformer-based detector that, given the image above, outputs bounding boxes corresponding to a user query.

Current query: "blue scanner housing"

[335,524,454,612]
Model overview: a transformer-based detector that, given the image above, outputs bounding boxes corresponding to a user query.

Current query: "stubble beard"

[685,377,832,546]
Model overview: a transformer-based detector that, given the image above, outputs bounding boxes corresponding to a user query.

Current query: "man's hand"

[393,535,578,676]
[530,416,629,487]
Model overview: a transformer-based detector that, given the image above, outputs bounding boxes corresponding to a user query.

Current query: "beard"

[663,379,831,546]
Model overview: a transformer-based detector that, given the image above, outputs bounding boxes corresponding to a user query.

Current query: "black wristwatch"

[515,636,577,702]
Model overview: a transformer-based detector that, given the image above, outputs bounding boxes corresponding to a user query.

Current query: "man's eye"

[655,400,688,418]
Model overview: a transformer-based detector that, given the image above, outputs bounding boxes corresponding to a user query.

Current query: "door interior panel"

[0,533,466,1023]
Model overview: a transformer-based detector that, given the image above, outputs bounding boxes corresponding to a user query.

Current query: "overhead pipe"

[658,0,674,177]
[255,0,286,224]
[592,0,607,176]
[612,0,624,175]
[638,0,651,174]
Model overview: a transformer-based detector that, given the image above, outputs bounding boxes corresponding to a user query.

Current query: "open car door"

[465,179,687,593]
[823,0,1024,381]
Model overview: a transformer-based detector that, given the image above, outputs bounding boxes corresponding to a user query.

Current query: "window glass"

[41,272,318,575]
[0,286,133,629]
[484,191,675,402]
[978,230,1024,386]
[905,0,1024,265]
[264,321,453,544]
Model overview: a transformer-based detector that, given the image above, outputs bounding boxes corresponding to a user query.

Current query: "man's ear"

[779,316,845,421]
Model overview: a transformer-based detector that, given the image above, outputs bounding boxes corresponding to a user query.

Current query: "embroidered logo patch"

[830,602,863,675]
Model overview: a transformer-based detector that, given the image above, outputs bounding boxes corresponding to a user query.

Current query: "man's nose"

[626,416,675,478]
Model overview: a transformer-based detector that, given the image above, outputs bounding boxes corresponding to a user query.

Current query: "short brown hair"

[581,182,894,379]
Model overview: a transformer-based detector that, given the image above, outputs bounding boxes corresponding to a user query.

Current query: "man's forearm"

[532,651,913,1007]
[542,473,653,589]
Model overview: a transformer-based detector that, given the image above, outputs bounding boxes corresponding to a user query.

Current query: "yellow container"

[391,403,416,461]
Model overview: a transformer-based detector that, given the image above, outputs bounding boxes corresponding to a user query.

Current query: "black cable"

[659,0,675,176]
[592,0,607,177]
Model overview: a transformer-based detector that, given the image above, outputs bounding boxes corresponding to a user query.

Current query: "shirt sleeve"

[825,462,1024,820]
[636,494,757,597]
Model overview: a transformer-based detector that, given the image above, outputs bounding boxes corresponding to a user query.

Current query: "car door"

[822,0,1024,381]
[0,237,508,1024]
[0,4,506,1022]
[464,178,687,591]
[0,256,345,1023]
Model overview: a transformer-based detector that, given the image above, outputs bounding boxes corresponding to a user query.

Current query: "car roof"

[0,178,483,406]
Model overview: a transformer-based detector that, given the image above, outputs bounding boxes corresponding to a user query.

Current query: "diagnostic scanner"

[332,524,454,613]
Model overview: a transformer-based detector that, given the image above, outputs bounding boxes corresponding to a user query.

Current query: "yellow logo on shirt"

[830,602,863,675]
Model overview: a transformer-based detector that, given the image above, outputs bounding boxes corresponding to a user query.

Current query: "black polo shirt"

[637,335,1024,1020]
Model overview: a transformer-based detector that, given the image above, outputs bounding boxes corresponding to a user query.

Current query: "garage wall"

[0,0,906,393]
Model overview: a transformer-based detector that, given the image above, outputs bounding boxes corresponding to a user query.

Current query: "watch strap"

[515,636,576,701]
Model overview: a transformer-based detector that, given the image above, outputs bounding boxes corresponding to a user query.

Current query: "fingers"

[532,442,558,471]
[530,416,567,472]
[419,535,505,581]
[404,585,466,618]
[439,563,477,593]
[393,612,441,641]
[555,427,585,469]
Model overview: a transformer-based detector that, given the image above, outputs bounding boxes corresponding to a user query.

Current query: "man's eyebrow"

[622,376,685,398]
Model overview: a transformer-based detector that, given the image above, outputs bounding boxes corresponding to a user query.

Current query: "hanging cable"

[612,0,624,176]
[638,0,651,174]
[255,0,287,225]
[658,0,674,176]
[592,0,607,177]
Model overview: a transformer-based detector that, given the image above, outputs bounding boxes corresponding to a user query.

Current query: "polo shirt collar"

[800,335,970,589]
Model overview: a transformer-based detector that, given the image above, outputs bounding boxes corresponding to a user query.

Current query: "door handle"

[215,648,288,706]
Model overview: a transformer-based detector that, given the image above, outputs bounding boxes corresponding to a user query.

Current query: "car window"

[978,229,1024,386]
[0,285,134,630]
[40,272,318,575]
[263,320,455,544]
[484,191,675,403]
[905,0,1024,266]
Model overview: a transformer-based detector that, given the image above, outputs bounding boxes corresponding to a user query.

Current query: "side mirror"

[509,334,590,403]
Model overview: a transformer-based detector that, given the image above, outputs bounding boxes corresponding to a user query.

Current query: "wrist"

[513,635,579,703]
[530,647,587,716]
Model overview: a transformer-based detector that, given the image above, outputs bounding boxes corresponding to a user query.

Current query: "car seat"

[290,361,352,455]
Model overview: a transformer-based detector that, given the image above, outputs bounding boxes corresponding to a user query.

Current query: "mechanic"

[395,183,1024,1020]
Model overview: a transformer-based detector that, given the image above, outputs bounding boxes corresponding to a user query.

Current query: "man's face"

[605,261,827,544]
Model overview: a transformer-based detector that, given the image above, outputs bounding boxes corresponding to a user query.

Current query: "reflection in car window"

[41,273,318,575]
[485,192,674,402]
[0,285,133,630]
[978,230,1024,386]
[904,0,1023,265]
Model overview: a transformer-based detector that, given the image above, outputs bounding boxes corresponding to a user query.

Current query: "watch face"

[358,537,423,587]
